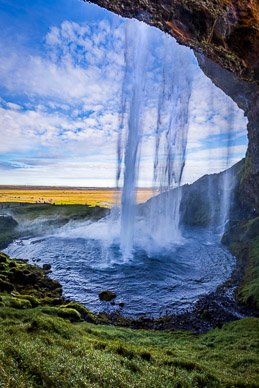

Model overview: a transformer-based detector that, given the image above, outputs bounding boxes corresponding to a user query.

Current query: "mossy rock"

[61,302,100,322]
[42,306,81,322]
[0,253,9,264]
[228,234,259,310]
[15,294,40,307]
[0,279,14,292]
[8,298,32,309]
[40,297,64,306]
[222,217,259,245]
[99,290,116,301]
[0,253,63,302]
[57,308,81,322]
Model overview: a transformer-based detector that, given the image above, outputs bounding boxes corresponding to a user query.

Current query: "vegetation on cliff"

[222,217,259,310]
[0,203,109,248]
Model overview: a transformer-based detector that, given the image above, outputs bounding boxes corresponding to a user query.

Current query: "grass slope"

[0,253,258,387]
[0,306,258,388]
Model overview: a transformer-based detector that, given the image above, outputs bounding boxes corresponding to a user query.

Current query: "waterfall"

[206,91,236,235]
[150,36,193,245]
[117,28,194,254]
[119,21,149,256]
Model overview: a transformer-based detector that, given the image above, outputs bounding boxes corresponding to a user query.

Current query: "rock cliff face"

[196,53,259,210]
[86,0,259,84]
[138,159,245,227]
[86,0,259,211]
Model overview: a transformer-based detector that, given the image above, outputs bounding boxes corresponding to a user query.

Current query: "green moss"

[0,252,9,263]
[0,278,13,292]
[235,236,259,309]
[0,253,63,303]
[8,298,32,309]
[15,294,40,307]
[61,301,100,322]
[0,303,258,387]
[57,307,81,321]
[42,306,81,321]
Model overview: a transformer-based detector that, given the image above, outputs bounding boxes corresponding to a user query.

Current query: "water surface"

[4,220,235,318]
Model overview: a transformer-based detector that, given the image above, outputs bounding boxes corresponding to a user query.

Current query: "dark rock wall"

[86,0,259,84]
[86,0,259,211]
[138,159,246,228]
[196,53,259,210]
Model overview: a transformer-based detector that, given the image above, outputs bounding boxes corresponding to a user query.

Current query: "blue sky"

[0,0,248,187]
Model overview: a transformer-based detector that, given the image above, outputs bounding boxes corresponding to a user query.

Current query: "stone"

[98,290,117,301]
[42,264,51,271]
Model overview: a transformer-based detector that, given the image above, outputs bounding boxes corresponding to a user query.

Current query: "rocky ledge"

[86,0,259,84]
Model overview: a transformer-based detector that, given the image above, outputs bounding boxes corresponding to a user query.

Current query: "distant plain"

[0,186,153,207]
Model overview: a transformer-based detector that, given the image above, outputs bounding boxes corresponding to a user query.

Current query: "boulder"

[98,290,116,301]
[42,263,51,271]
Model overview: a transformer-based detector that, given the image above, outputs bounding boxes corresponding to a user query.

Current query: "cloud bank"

[0,13,248,187]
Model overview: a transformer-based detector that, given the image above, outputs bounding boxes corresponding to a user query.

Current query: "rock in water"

[98,290,116,301]
[43,264,51,271]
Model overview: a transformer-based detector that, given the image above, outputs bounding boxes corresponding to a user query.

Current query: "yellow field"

[0,188,153,208]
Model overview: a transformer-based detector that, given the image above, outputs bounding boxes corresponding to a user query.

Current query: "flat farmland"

[0,186,153,207]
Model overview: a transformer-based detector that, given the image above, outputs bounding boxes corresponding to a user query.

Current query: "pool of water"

[4,218,235,318]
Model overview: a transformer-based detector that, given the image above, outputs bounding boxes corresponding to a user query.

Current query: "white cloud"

[0,18,248,187]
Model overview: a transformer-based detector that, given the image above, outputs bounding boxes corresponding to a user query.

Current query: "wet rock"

[119,302,125,308]
[201,310,211,320]
[98,290,116,301]
[42,264,51,271]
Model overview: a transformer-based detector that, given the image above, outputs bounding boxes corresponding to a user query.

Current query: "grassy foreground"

[0,253,258,387]
[0,306,258,387]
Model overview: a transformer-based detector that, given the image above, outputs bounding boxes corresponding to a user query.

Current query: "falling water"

[218,101,235,234]
[117,25,195,254]
[119,21,149,256]
[206,90,236,234]
[147,37,193,247]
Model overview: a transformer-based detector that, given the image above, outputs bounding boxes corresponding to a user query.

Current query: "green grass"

[0,303,258,387]
[0,203,108,222]
[236,236,259,309]
[0,203,109,248]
